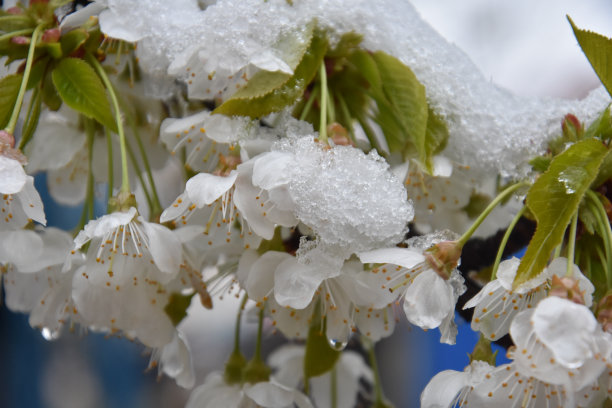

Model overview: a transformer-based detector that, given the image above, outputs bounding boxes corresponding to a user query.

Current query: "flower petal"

[403,271,453,330]
[186,172,237,207]
[358,247,425,269]
[141,220,182,275]
[246,251,291,301]
[0,156,27,194]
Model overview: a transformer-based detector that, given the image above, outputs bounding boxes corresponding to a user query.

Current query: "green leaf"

[303,318,341,379]
[348,49,382,92]
[164,292,195,326]
[372,51,428,165]
[60,28,88,56]
[593,149,612,188]
[0,73,22,129]
[355,50,434,169]
[41,41,62,59]
[49,0,74,8]
[215,31,327,118]
[514,138,609,288]
[576,234,609,302]
[42,67,62,111]
[0,15,35,32]
[529,156,552,173]
[19,86,42,150]
[51,58,117,131]
[326,32,363,58]
[424,106,449,161]
[26,57,48,90]
[222,70,292,101]
[568,16,612,98]
[585,106,612,141]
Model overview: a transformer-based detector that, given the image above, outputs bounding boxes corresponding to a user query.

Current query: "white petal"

[160,331,195,389]
[99,9,144,42]
[246,251,291,301]
[252,152,294,190]
[46,149,88,205]
[354,304,395,342]
[0,230,44,271]
[141,220,182,275]
[403,271,453,329]
[495,257,521,290]
[268,345,304,389]
[274,258,338,309]
[244,381,295,407]
[358,247,425,269]
[79,207,138,242]
[60,2,106,31]
[18,177,46,225]
[233,161,275,239]
[25,111,85,172]
[186,172,237,207]
[420,369,468,408]
[185,373,244,408]
[432,156,453,178]
[160,192,191,223]
[532,297,597,369]
[0,156,27,194]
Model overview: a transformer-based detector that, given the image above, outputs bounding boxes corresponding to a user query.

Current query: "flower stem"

[491,206,526,280]
[566,212,579,277]
[86,53,130,193]
[336,93,355,142]
[131,123,162,216]
[76,120,96,233]
[234,294,248,354]
[366,338,385,406]
[124,138,153,211]
[319,63,328,143]
[4,24,43,135]
[457,182,528,247]
[17,85,42,150]
[330,365,338,408]
[326,85,335,124]
[253,306,265,362]
[105,129,114,202]
[299,84,318,121]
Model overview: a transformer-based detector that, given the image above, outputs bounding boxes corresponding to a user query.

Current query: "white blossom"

[358,232,465,344]
[185,372,312,408]
[0,156,45,230]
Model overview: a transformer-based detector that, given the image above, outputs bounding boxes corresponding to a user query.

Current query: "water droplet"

[557,168,587,194]
[327,338,347,351]
[41,327,60,341]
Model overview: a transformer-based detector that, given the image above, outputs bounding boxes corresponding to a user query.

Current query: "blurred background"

[2,1,612,407]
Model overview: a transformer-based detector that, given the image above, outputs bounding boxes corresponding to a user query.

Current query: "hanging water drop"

[41,327,60,341]
[327,338,347,351]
